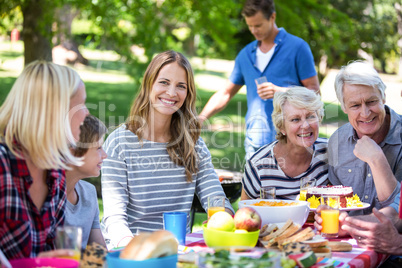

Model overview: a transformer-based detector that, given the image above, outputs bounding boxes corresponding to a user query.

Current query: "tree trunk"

[21,0,53,65]
[395,3,402,76]
[53,5,79,45]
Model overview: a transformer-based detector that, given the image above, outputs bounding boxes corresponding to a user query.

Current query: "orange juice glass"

[299,189,307,201]
[300,177,316,201]
[55,226,82,260]
[208,206,225,218]
[320,195,340,238]
[207,196,225,220]
[58,250,81,261]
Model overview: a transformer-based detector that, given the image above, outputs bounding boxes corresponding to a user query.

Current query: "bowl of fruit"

[203,208,261,248]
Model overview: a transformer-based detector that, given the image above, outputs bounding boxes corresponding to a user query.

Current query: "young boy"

[64,115,107,249]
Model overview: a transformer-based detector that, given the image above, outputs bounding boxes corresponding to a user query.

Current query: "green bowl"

[202,224,260,248]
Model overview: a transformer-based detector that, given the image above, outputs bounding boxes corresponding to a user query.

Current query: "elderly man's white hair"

[334,61,386,110]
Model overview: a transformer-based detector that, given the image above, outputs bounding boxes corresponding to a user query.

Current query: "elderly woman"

[241,87,328,200]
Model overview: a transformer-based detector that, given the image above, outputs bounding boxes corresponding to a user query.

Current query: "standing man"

[329,61,402,216]
[199,0,320,159]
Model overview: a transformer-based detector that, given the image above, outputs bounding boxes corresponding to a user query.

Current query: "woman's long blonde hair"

[126,51,201,182]
[0,60,83,170]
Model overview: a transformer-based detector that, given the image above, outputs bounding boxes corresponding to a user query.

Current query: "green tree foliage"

[0,0,400,73]
[85,0,242,59]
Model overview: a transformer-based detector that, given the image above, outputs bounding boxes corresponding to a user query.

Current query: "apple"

[207,211,235,232]
[234,207,261,232]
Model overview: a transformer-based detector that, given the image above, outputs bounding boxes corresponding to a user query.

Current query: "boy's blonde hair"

[0,60,83,169]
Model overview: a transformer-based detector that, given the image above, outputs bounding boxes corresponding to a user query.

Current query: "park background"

[1,0,402,229]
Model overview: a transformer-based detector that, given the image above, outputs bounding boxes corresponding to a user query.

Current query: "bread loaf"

[120,230,178,261]
[328,241,353,252]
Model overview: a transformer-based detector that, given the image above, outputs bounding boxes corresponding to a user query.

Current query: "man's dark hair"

[242,0,276,19]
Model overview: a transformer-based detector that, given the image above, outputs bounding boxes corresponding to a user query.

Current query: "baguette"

[311,245,331,254]
[262,219,293,241]
[120,230,178,261]
[265,224,278,234]
[259,224,269,237]
[269,223,301,246]
[120,232,152,259]
[328,241,353,252]
[277,227,315,248]
[259,223,278,237]
[301,238,328,248]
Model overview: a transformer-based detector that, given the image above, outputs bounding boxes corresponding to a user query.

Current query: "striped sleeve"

[101,128,132,246]
[195,138,234,214]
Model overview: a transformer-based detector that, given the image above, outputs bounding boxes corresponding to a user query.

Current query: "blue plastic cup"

[163,212,187,245]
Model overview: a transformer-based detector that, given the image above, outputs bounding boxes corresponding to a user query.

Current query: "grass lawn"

[0,40,348,231]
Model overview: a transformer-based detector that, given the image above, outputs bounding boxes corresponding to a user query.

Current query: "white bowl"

[238,199,310,228]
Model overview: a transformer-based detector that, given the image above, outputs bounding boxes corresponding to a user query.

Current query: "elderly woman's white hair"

[272,87,324,142]
[335,61,386,110]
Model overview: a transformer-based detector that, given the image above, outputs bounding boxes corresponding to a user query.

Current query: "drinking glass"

[255,76,268,101]
[207,196,225,219]
[163,212,187,245]
[399,187,402,219]
[260,186,276,199]
[300,177,316,201]
[55,226,82,261]
[320,195,340,238]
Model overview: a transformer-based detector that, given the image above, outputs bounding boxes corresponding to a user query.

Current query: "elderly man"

[328,61,402,216]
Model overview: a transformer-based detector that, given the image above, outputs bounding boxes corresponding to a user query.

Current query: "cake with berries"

[306,186,354,208]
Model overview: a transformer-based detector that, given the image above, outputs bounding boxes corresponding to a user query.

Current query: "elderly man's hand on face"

[353,135,383,165]
[342,208,402,254]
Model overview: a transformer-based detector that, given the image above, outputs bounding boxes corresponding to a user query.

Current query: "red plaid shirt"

[0,143,67,260]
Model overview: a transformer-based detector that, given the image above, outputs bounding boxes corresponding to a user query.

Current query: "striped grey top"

[243,138,329,200]
[101,125,233,246]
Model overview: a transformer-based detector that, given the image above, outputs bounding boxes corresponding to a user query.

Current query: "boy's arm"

[88,228,107,248]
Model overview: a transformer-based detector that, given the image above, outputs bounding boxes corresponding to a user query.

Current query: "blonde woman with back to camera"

[0,61,89,260]
[241,87,329,200]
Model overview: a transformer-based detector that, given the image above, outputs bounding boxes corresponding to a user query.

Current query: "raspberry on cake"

[306,186,353,208]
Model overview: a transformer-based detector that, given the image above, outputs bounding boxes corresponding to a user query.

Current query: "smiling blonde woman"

[101,51,234,248]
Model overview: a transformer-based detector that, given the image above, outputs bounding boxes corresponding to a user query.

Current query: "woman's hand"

[313,205,350,237]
